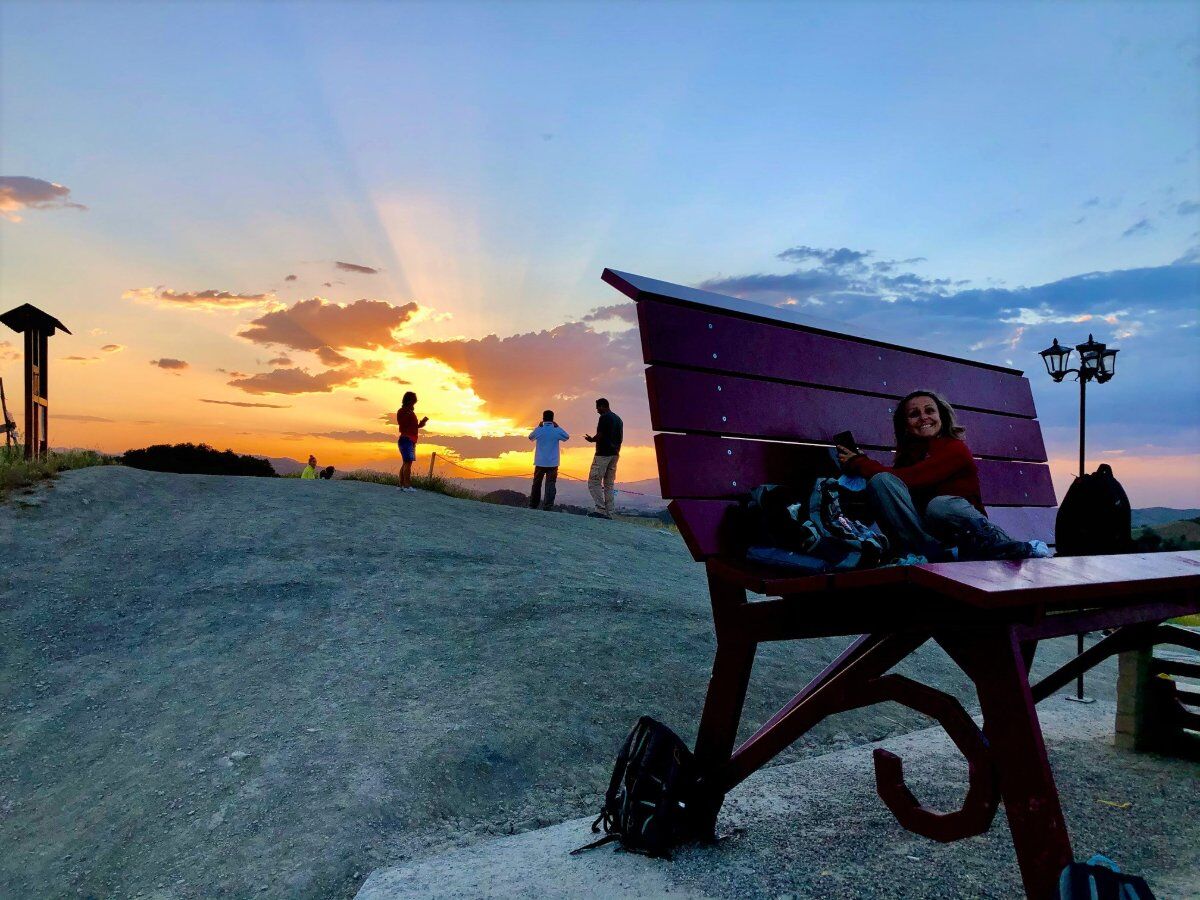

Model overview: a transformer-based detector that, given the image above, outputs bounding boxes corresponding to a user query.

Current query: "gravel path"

[1,467,1119,898]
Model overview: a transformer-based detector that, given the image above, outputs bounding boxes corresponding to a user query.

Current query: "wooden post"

[427,451,437,479]
[1,304,70,460]
[0,376,15,448]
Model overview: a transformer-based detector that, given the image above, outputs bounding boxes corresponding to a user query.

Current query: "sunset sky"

[2,1,1197,505]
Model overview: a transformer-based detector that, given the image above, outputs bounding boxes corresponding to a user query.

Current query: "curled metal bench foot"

[852,674,1000,843]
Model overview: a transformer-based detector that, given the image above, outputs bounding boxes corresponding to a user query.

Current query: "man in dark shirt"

[584,397,623,518]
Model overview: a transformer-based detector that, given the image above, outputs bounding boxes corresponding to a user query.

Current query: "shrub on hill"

[481,488,528,507]
[122,443,277,478]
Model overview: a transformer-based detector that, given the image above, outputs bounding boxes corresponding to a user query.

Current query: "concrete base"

[356,700,1200,900]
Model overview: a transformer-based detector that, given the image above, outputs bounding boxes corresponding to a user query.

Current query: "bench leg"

[693,631,756,833]
[692,573,756,834]
[941,628,1073,900]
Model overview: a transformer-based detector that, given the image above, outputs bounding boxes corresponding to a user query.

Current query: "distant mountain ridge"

[1131,508,1200,527]
[258,456,306,476]
[256,458,1200,523]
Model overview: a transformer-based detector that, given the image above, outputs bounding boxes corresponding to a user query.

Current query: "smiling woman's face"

[903,395,942,440]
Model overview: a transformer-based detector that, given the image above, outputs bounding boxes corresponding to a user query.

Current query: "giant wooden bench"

[602,268,1200,899]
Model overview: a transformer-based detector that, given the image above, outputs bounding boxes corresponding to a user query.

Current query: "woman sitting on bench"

[837,389,1051,562]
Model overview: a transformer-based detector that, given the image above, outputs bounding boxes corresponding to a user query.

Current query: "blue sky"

[2,0,1197,503]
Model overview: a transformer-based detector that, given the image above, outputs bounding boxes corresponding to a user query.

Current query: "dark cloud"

[227,360,384,395]
[200,399,291,409]
[777,246,872,269]
[691,248,1200,455]
[125,287,275,311]
[239,298,419,352]
[699,269,858,304]
[0,176,87,220]
[425,433,534,458]
[57,413,113,423]
[335,261,380,275]
[0,340,18,362]
[100,343,124,353]
[316,346,351,366]
[582,303,637,324]
[62,355,100,363]
[267,356,293,366]
[353,396,368,402]
[284,274,298,282]
[1177,201,1200,216]
[150,358,189,370]
[1121,218,1153,238]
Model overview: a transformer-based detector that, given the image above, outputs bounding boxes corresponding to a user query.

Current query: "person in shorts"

[396,391,428,493]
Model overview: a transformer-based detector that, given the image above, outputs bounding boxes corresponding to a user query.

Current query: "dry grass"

[0,446,119,498]
[340,468,481,500]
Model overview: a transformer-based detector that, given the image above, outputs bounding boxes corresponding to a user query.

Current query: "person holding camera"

[528,409,569,510]
[396,391,428,493]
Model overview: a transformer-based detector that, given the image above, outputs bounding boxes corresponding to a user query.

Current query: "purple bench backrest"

[603,268,1059,561]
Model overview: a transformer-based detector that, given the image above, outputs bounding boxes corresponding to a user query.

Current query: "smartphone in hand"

[833,430,861,454]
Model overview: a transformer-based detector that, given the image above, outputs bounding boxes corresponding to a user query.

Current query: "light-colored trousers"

[588,454,619,514]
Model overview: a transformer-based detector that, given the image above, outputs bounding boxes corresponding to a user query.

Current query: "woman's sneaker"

[1027,540,1053,558]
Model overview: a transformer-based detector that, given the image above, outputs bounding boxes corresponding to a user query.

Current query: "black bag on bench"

[572,716,703,858]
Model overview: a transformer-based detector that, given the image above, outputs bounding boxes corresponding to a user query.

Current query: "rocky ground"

[2,467,1120,898]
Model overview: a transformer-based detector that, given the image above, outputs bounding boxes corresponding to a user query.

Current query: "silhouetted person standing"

[528,409,569,510]
[396,391,428,493]
[585,397,622,519]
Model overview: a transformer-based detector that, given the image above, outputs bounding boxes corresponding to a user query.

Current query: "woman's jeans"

[865,472,1029,561]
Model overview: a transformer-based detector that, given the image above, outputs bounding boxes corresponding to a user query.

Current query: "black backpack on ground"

[1055,464,1133,557]
[571,717,703,858]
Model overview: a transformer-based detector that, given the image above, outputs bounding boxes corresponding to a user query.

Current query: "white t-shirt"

[528,422,569,467]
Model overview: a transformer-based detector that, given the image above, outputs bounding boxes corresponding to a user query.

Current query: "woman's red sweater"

[845,435,986,515]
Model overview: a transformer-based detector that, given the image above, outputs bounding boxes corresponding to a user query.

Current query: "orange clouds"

[403,322,642,423]
[150,358,189,370]
[124,287,277,311]
[227,360,383,395]
[238,298,419,352]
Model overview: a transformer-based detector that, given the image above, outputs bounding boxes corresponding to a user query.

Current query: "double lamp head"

[1039,334,1118,384]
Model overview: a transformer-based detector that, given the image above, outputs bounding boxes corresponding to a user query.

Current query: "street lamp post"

[1039,334,1120,702]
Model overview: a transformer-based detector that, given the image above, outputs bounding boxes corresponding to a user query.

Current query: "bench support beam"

[940,627,1072,900]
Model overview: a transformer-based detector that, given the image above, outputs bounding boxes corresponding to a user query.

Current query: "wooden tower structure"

[0,304,71,459]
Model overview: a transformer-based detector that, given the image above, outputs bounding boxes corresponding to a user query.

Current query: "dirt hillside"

[0,467,1115,899]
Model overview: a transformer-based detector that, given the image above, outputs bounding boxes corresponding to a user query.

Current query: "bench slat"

[656,433,1056,506]
[637,299,1037,418]
[646,366,1048,462]
[668,499,1056,561]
